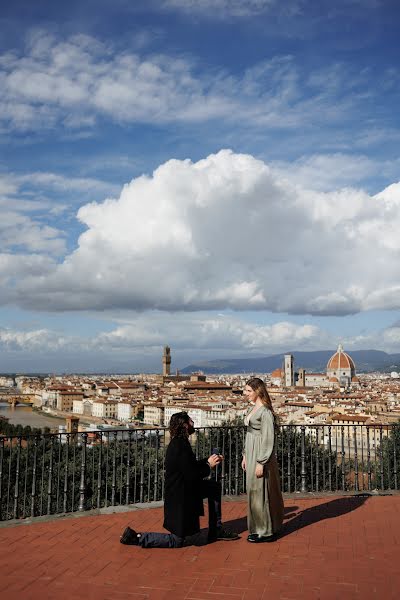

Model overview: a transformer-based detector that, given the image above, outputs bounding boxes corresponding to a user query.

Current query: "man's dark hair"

[169,411,190,438]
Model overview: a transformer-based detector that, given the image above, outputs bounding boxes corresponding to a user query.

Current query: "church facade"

[272,345,359,389]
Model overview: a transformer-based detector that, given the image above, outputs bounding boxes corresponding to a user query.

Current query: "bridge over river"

[0,388,33,407]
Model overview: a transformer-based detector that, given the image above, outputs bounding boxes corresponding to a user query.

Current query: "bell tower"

[162,346,171,376]
[284,354,294,387]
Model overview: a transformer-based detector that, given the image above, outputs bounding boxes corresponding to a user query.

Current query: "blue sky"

[1,0,400,373]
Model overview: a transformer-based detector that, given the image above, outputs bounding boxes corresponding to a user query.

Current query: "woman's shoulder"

[260,406,274,420]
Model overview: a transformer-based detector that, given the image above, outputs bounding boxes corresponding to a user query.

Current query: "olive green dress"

[244,406,284,537]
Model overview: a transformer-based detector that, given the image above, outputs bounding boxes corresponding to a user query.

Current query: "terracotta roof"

[331,414,369,423]
[271,368,282,378]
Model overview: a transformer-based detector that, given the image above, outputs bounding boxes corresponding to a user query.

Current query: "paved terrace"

[0,495,399,600]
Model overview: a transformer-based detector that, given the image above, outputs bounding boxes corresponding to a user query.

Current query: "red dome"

[271,368,282,378]
[327,345,355,372]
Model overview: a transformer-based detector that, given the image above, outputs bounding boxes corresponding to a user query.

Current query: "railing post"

[353,425,359,492]
[234,427,239,496]
[315,428,319,493]
[0,438,4,521]
[341,426,346,491]
[30,435,39,517]
[63,436,69,514]
[139,430,145,503]
[367,427,372,490]
[126,431,132,505]
[153,432,159,502]
[328,426,332,492]
[300,426,306,493]
[78,433,88,512]
[111,432,117,506]
[13,437,22,519]
[228,428,232,494]
[393,427,398,490]
[97,434,103,509]
[287,426,291,494]
[379,426,384,490]
[46,436,54,516]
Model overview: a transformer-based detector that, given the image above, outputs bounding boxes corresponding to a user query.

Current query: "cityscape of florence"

[1,1,400,599]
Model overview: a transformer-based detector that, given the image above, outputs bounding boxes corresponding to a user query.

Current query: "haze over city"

[1,0,400,373]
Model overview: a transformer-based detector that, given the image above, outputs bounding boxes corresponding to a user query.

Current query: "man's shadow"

[221,495,370,540]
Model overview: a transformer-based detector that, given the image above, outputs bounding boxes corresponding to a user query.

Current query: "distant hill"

[181,350,400,375]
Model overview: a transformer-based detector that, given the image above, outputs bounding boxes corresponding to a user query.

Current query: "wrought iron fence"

[0,423,398,522]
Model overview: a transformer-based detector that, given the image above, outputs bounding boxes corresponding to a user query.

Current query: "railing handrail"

[1,421,398,442]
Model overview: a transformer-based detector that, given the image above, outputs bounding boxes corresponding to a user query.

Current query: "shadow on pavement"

[280,494,369,538]
[222,495,369,540]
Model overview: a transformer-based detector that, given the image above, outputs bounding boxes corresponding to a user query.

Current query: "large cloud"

[9,149,400,316]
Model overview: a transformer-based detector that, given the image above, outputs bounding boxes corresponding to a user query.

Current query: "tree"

[375,421,400,490]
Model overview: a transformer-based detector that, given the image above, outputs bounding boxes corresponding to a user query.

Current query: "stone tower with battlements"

[162,346,171,376]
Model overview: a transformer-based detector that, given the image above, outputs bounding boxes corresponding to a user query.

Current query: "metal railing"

[0,423,398,522]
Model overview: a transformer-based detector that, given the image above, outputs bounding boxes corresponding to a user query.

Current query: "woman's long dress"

[244,406,284,536]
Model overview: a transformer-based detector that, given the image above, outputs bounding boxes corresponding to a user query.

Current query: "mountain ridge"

[181,349,400,375]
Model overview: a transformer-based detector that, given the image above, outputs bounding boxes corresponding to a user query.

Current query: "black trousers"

[139,479,222,548]
[200,478,222,533]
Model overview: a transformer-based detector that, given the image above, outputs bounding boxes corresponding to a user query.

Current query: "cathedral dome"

[271,368,282,378]
[327,344,355,371]
[327,344,356,379]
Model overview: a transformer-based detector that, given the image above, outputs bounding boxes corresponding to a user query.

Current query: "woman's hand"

[255,463,264,479]
[241,456,246,471]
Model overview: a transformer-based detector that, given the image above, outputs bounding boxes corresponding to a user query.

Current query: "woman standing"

[242,377,284,542]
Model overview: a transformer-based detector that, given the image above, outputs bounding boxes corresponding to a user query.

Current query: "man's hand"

[255,463,264,479]
[208,454,223,468]
[241,456,246,471]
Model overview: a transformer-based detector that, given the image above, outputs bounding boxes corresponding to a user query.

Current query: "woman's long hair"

[246,377,274,414]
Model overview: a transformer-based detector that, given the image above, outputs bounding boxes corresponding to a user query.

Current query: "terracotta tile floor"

[0,495,399,599]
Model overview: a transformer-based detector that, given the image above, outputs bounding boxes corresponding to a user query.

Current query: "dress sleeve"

[256,409,275,465]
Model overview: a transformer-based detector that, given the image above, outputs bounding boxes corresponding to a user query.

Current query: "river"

[0,403,66,429]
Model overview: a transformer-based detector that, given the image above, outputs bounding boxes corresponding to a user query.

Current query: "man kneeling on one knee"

[120,411,239,548]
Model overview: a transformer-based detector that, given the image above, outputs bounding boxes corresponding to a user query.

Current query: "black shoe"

[215,526,239,541]
[120,526,139,545]
[247,534,259,542]
[251,534,278,543]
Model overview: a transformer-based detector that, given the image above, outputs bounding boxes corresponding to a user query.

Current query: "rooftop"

[0,495,399,599]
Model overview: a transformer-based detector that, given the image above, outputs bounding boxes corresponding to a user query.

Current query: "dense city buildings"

[1,345,400,435]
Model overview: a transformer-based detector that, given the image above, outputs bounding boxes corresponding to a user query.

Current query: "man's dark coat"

[163,436,210,537]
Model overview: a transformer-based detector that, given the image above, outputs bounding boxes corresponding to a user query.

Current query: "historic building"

[276,345,358,389]
[326,343,358,388]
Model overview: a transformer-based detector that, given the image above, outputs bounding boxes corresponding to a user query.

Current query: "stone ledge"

[1,489,399,528]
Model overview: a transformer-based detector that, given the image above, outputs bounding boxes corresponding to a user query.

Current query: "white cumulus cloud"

[6,149,400,317]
